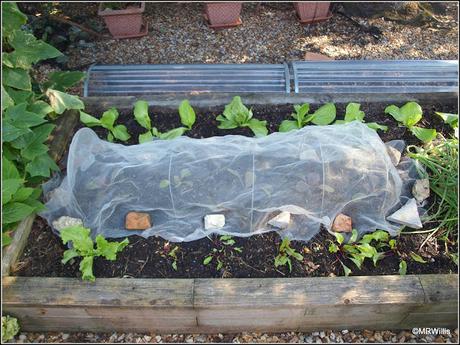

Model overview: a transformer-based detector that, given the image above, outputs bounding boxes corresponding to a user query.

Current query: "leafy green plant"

[385,102,437,143]
[203,235,242,271]
[435,111,458,129]
[79,107,130,142]
[274,237,303,272]
[216,96,268,137]
[334,102,388,132]
[279,102,336,132]
[132,99,196,143]
[60,225,129,282]
[328,229,407,276]
[2,2,86,245]
[407,136,458,241]
[158,242,180,271]
[1,315,20,342]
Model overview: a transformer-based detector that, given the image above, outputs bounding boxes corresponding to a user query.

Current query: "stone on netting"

[268,211,291,229]
[204,214,225,230]
[125,212,151,230]
[52,216,83,231]
[331,213,352,233]
[387,198,422,229]
[412,179,430,203]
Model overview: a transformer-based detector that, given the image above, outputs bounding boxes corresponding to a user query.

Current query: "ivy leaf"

[80,256,95,282]
[435,111,458,128]
[159,127,187,140]
[79,111,101,127]
[95,236,129,261]
[27,101,53,116]
[42,71,85,91]
[4,103,47,129]
[11,124,55,161]
[279,120,299,132]
[4,87,34,104]
[46,88,84,115]
[385,102,422,127]
[111,125,130,141]
[410,251,427,263]
[11,187,35,202]
[179,99,196,129]
[1,3,27,37]
[247,118,268,137]
[399,260,407,275]
[311,103,336,125]
[2,158,20,179]
[344,103,365,122]
[100,107,119,130]
[139,131,154,144]
[2,178,24,205]
[2,66,32,90]
[410,127,437,143]
[366,122,388,132]
[2,202,35,224]
[25,153,59,177]
[1,85,14,110]
[2,120,32,142]
[133,100,151,130]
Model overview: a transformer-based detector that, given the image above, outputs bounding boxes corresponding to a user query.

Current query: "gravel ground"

[10,328,459,343]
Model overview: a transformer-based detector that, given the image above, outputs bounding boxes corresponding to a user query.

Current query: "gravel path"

[10,328,459,343]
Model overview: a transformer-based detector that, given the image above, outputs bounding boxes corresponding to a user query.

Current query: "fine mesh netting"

[41,121,410,242]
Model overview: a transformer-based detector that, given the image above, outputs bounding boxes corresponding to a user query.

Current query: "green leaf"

[139,131,154,144]
[222,96,251,125]
[295,103,310,122]
[61,248,79,264]
[2,178,24,205]
[111,125,130,141]
[349,229,359,244]
[410,126,437,143]
[79,111,101,127]
[2,232,13,247]
[344,103,365,122]
[203,256,213,265]
[2,158,20,179]
[27,101,53,116]
[2,202,35,224]
[133,100,151,130]
[22,197,46,213]
[46,89,84,115]
[43,71,85,91]
[366,122,388,132]
[80,256,95,282]
[216,115,238,129]
[279,120,299,132]
[95,236,129,261]
[11,187,35,202]
[372,252,385,266]
[286,257,292,272]
[399,260,407,275]
[360,230,389,244]
[2,66,32,90]
[100,108,119,129]
[311,103,336,125]
[385,102,422,127]
[410,251,427,263]
[341,261,352,276]
[107,132,114,142]
[179,100,196,129]
[389,239,396,250]
[1,85,14,110]
[247,118,268,137]
[435,111,458,128]
[4,103,47,129]
[333,232,344,245]
[159,179,170,188]
[25,153,59,177]
[159,127,187,140]
[4,87,34,104]
[292,252,304,261]
[356,243,377,258]
[2,120,32,142]
[328,242,338,253]
[12,123,55,161]
[172,261,178,271]
[216,259,223,270]
[60,225,94,254]
[2,3,27,37]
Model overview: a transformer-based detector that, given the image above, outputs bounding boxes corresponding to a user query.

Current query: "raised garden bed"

[2,93,458,333]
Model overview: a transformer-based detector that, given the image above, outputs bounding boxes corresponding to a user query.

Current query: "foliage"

[60,225,129,281]
[203,235,242,271]
[158,242,180,271]
[407,136,458,240]
[217,96,268,137]
[132,99,196,143]
[79,108,130,142]
[328,229,408,276]
[2,2,85,245]
[279,102,336,132]
[334,102,388,132]
[435,111,458,129]
[274,237,303,272]
[1,315,20,342]
[385,102,437,143]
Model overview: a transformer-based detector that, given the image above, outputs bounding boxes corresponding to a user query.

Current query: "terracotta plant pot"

[204,2,242,29]
[294,2,332,24]
[98,2,148,39]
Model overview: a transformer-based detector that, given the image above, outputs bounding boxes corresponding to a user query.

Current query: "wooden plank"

[1,215,35,277]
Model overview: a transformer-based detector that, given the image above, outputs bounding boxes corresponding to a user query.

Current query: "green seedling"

[385,101,437,143]
[334,102,388,132]
[279,102,336,132]
[158,242,180,271]
[203,235,242,271]
[216,96,268,137]
[80,107,130,142]
[274,237,303,272]
[60,225,129,282]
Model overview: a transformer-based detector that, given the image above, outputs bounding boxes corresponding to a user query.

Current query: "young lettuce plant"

[216,96,268,137]
[334,102,388,132]
[274,237,303,272]
[203,235,242,271]
[133,99,196,143]
[279,103,336,132]
[60,225,129,282]
[80,107,130,142]
[158,242,180,271]
[385,101,437,143]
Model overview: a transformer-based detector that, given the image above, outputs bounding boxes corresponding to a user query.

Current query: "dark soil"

[13,100,458,279]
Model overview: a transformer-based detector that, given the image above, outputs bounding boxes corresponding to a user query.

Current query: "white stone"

[268,211,291,229]
[204,214,225,230]
[386,145,402,166]
[52,216,83,231]
[387,198,423,229]
[412,179,430,203]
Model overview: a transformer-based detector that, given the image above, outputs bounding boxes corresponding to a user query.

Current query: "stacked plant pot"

[98,2,148,39]
[204,2,242,29]
[294,2,332,24]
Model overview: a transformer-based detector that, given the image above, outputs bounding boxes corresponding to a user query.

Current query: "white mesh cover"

[41,121,405,242]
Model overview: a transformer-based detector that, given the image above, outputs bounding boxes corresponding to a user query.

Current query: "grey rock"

[387,198,423,229]
[204,214,225,230]
[268,211,291,229]
[412,178,430,202]
[52,216,83,231]
[386,145,402,166]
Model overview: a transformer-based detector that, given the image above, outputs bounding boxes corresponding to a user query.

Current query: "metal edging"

[83,64,96,97]
[283,62,290,94]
